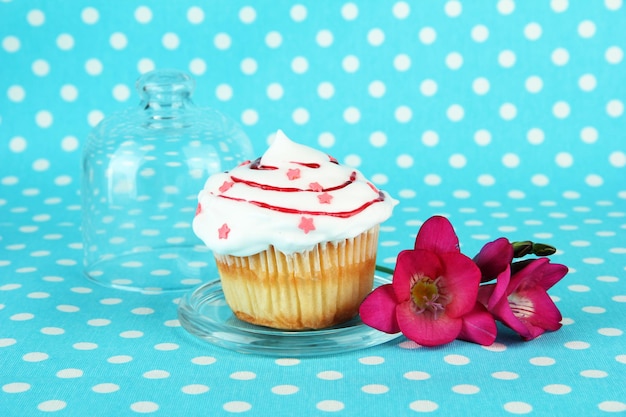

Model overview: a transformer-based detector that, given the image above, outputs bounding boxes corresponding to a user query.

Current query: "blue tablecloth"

[1,1,625,416]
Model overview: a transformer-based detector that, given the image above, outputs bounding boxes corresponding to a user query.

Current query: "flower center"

[508,293,534,319]
[410,277,447,318]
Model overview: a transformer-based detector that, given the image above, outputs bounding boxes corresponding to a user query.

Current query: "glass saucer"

[177,275,401,357]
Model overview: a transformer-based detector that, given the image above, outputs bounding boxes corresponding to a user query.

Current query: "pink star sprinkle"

[219,181,234,193]
[286,168,301,180]
[298,217,315,234]
[218,223,231,239]
[309,182,323,192]
[317,192,333,204]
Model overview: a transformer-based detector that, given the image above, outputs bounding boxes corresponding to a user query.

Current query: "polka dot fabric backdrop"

[1,1,626,416]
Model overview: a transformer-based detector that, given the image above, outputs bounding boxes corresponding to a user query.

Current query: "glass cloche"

[81,69,254,292]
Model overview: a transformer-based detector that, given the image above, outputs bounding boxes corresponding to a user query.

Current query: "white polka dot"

[143,370,170,379]
[92,383,120,394]
[240,57,258,75]
[580,369,608,378]
[135,6,152,23]
[444,354,470,365]
[290,4,307,21]
[553,101,571,118]
[27,9,45,26]
[223,401,252,413]
[317,400,344,412]
[578,73,597,91]
[473,77,490,95]
[137,58,155,73]
[447,104,464,121]
[85,58,103,75]
[316,29,333,47]
[109,32,127,50]
[525,75,543,93]
[38,400,67,412]
[529,356,555,366]
[361,384,389,394]
[497,0,515,14]
[272,385,299,395]
[410,400,439,412]
[239,6,256,23]
[32,159,50,171]
[35,110,53,128]
[492,371,519,380]
[555,152,574,167]
[609,151,626,167]
[578,20,596,38]
[2,36,21,53]
[607,99,624,117]
[230,371,256,380]
[56,304,79,313]
[162,32,179,50]
[108,355,133,364]
[397,154,414,168]
[524,22,542,40]
[404,371,431,380]
[188,58,206,75]
[358,356,384,365]
[606,46,624,64]
[112,84,130,102]
[552,48,570,65]
[81,7,99,24]
[502,153,520,168]
[565,341,591,350]
[598,328,623,336]
[478,174,496,186]
[0,338,17,348]
[580,126,599,144]
[419,27,437,44]
[424,174,442,186]
[23,352,49,362]
[9,136,27,152]
[275,358,300,366]
[471,25,489,42]
[182,384,209,395]
[343,107,360,123]
[10,313,34,321]
[317,371,343,380]
[393,1,410,18]
[341,3,358,20]
[474,129,491,146]
[598,401,626,413]
[449,154,467,168]
[318,132,335,147]
[585,174,604,187]
[445,52,463,69]
[452,384,480,395]
[56,368,83,378]
[214,33,231,50]
[368,80,386,98]
[265,31,282,48]
[498,50,516,67]
[543,384,572,395]
[317,81,335,99]
[367,28,385,46]
[499,103,517,120]
[187,6,204,24]
[32,59,50,76]
[2,382,31,393]
[41,327,65,335]
[568,284,590,292]
[73,342,97,350]
[504,401,533,414]
[120,330,143,338]
[342,55,359,72]
[291,56,308,74]
[344,154,361,167]
[215,84,233,101]
[7,85,25,102]
[395,106,412,123]
[130,401,159,413]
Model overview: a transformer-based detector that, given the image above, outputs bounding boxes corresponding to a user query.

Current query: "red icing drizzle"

[218,191,386,218]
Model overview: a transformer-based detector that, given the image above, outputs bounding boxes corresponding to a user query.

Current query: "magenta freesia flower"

[474,239,568,341]
[359,216,497,347]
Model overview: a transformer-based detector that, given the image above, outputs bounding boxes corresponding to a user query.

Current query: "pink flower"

[359,216,496,347]
[475,240,568,341]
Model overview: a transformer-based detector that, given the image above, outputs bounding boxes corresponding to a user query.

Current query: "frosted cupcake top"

[192,130,397,256]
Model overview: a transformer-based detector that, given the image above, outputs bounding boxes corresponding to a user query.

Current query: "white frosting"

[192,130,397,256]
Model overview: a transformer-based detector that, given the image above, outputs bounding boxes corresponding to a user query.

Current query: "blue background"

[1,1,625,416]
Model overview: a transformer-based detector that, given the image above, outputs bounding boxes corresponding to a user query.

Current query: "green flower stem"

[375,264,395,276]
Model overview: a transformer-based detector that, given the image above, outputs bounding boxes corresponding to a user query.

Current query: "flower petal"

[515,287,563,340]
[509,258,568,293]
[392,249,442,302]
[438,252,481,318]
[359,284,400,334]
[473,238,514,283]
[480,264,511,311]
[414,215,460,254]
[396,301,462,347]
[459,302,497,346]
[489,296,533,340]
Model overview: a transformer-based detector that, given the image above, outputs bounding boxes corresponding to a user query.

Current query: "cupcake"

[192,130,396,330]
